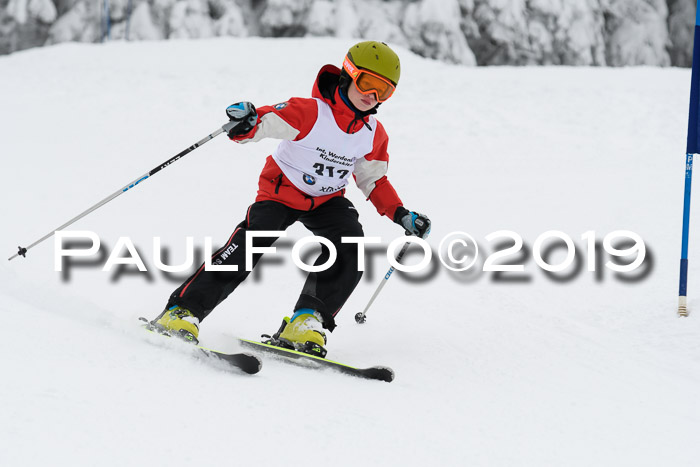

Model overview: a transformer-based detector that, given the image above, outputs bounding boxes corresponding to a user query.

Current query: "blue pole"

[679,2,700,317]
[680,154,693,317]
[102,0,111,42]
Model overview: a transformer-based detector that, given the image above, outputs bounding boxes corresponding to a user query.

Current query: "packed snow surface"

[1,38,699,466]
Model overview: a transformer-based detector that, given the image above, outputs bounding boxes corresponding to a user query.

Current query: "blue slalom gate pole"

[678,3,700,317]
[680,155,693,317]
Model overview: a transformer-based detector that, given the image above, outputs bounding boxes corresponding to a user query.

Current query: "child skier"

[153,41,430,353]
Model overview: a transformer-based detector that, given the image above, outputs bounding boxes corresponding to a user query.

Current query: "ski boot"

[153,305,200,344]
[267,309,327,358]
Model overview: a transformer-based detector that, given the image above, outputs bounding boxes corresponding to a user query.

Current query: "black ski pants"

[167,197,364,331]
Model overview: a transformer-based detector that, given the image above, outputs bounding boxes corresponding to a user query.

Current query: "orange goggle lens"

[355,72,395,101]
[343,56,396,102]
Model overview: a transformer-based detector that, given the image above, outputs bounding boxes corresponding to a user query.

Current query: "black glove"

[394,206,431,239]
[224,102,258,138]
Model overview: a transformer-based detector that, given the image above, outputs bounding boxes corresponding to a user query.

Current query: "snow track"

[1,38,698,466]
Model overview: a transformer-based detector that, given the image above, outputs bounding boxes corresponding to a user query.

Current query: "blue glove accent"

[224,102,257,138]
[397,210,431,239]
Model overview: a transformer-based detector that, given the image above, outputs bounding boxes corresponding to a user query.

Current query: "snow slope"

[1,38,699,466]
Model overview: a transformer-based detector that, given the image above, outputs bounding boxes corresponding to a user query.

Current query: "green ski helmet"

[342,41,400,102]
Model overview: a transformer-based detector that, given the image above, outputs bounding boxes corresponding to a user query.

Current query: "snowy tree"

[0,0,696,68]
[403,0,476,65]
[306,0,363,38]
[603,0,671,66]
[465,0,607,65]
[259,0,310,36]
[306,0,337,37]
[45,0,100,45]
[128,1,165,40]
[668,0,695,67]
[213,0,247,37]
[1,0,56,53]
[526,0,606,66]
[7,0,57,24]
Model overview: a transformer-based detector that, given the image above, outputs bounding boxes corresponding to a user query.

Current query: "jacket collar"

[312,65,375,134]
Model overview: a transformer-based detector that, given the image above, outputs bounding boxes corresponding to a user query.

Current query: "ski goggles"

[342,55,396,102]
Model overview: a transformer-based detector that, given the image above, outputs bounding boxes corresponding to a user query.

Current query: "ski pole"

[355,242,410,324]
[8,110,251,262]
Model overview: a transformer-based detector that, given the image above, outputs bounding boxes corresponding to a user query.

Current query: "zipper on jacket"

[273,174,283,194]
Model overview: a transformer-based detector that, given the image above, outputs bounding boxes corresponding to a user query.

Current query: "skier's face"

[348,81,378,112]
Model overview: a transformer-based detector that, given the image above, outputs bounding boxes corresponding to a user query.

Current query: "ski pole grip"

[224,102,257,138]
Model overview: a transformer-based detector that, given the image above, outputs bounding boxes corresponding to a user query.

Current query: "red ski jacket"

[232,65,403,219]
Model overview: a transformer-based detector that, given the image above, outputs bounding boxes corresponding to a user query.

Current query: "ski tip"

[215,351,263,375]
[365,366,395,383]
[240,353,263,375]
